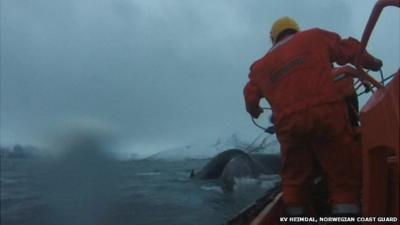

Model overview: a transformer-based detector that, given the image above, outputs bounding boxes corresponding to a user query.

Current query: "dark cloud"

[1,0,398,155]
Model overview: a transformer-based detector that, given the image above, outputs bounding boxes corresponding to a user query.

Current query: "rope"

[357,83,374,96]
[244,131,265,153]
[250,106,274,133]
[381,71,396,84]
[357,68,392,96]
[251,117,269,132]
[379,68,385,85]
[247,106,275,153]
[247,134,274,154]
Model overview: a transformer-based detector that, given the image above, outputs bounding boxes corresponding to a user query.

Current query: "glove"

[369,58,383,72]
[251,107,263,119]
[265,126,276,134]
[361,50,383,72]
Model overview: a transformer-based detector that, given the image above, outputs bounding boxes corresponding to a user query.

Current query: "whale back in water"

[191,149,281,180]
[192,149,249,179]
[219,153,264,191]
[250,153,281,174]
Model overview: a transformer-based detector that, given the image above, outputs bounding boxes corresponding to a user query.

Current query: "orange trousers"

[276,101,362,207]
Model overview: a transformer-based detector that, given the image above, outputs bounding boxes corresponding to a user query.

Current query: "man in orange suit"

[243,17,382,219]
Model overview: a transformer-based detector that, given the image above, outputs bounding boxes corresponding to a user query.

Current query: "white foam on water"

[260,180,280,189]
[259,174,281,181]
[234,177,260,185]
[233,175,281,192]
[201,185,224,194]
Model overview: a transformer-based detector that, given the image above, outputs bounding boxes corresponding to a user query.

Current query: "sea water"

[1,157,279,225]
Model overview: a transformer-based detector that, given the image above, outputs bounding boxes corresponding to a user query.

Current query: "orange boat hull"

[361,73,399,220]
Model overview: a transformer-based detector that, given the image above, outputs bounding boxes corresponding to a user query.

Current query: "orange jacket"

[335,75,356,98]
[244,28,381,126]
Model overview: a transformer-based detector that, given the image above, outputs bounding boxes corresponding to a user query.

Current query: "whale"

[190,149,281,191]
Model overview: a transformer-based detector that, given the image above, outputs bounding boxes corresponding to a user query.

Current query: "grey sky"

[1,0,399,155]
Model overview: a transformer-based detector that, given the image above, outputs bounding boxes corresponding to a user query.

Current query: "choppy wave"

[2,157,278,225]
[136,171,162,176]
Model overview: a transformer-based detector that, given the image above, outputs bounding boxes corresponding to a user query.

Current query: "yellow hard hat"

[270,17,300,43]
